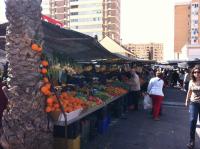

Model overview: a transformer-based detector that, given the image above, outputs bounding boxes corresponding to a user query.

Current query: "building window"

[71,5,78,9]
[71,12,78,15]
[71,19,78,22]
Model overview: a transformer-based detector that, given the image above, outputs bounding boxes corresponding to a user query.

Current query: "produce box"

[68,135,80,149]
[53,122,80,139]
[53,136,80,149]
[53,138,68,149]
[58,108,83,122]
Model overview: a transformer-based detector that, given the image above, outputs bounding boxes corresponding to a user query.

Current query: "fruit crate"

[58,108,83,122]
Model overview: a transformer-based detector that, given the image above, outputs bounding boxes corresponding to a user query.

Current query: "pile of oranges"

[32,43,86,113]
[44,92,87,113]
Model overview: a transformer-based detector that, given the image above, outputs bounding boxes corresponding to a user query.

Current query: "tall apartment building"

[48,0,69,27]
[41,0,51,16]
[174,0,200,59]
[42,0,120,42]
[124,43,163,61]
[174,2,190,58]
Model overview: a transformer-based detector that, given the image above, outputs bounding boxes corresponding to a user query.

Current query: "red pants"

[150,95,163,118]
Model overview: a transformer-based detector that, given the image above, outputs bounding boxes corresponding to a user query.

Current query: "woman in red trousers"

[147,71,164,121]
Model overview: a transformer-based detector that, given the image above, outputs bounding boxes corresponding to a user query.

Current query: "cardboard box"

[58,108,83,122]
[53,138,67,149]
[53,136,80,149]
[68,135,80,149]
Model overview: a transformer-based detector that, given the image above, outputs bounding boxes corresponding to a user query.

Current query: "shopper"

[171,70,179,87]
[127,69,141,111]
[184,69,190,92]
[147,71,164,121]
[185,65,200,149]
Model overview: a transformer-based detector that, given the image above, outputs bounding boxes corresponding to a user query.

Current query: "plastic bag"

[143,94,152,110]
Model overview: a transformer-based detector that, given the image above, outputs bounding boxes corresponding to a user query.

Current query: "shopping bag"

[143,94,152,110]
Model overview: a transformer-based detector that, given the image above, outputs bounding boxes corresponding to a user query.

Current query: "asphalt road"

[85,87,200,149]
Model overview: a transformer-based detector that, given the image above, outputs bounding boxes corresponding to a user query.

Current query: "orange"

[41,68,47,74]
[31,44,39,51]
[41,60,48,67]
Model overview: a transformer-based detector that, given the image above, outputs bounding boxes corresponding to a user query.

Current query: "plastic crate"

[53,122,80,139]
[88,115,98,140]
[68,122,80,139]
[53,125,67,138]
[97,116,109,134]
[80,120,90,149]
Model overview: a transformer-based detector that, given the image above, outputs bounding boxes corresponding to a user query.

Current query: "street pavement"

[163,87,187,105]
[86,87,200,149]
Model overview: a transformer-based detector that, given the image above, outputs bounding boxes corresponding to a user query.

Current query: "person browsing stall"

[127,69,141,111]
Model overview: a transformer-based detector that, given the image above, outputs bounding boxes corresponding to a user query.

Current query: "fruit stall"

[41,22,133,149]
[49,69,130,149]
[0,0,160,148]
[0,20,154,149]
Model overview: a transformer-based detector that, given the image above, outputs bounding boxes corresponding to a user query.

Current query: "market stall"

[40,22,132,149]
[1,20,155,149]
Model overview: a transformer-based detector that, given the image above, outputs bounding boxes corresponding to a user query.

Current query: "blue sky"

[0,0,191,60]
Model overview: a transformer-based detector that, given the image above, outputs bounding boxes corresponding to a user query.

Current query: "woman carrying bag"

[185,65,200,149]
[147,71,164,121]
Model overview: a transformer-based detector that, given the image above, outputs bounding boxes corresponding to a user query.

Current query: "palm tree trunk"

[1,0,53,148]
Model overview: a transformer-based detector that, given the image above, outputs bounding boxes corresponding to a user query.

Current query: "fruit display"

[93,91,111,101]
[45,92,87,113]
[105,86,128,96]
[88,96,104,105]
[78,87,90,96]
[76,92,88,101]
[111,81,130,90]
[92,84,106,91]
[36,45,129,119]
[76,92,104,108]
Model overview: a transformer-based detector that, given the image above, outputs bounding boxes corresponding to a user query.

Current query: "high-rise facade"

[41,0,51,16]
[174,2,190,56]
[42,0,120,42]
[48,0,69,27]
[69,0,104,40]
[102,0,120,43]
[124,43,163,61]
[174,0,200,59]
[190,0,200,45]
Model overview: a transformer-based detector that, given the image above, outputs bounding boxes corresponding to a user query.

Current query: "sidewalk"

[85,88,200,149]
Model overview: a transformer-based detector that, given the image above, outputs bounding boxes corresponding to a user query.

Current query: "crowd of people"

[96,65,193,120]
[123,64,200,149]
